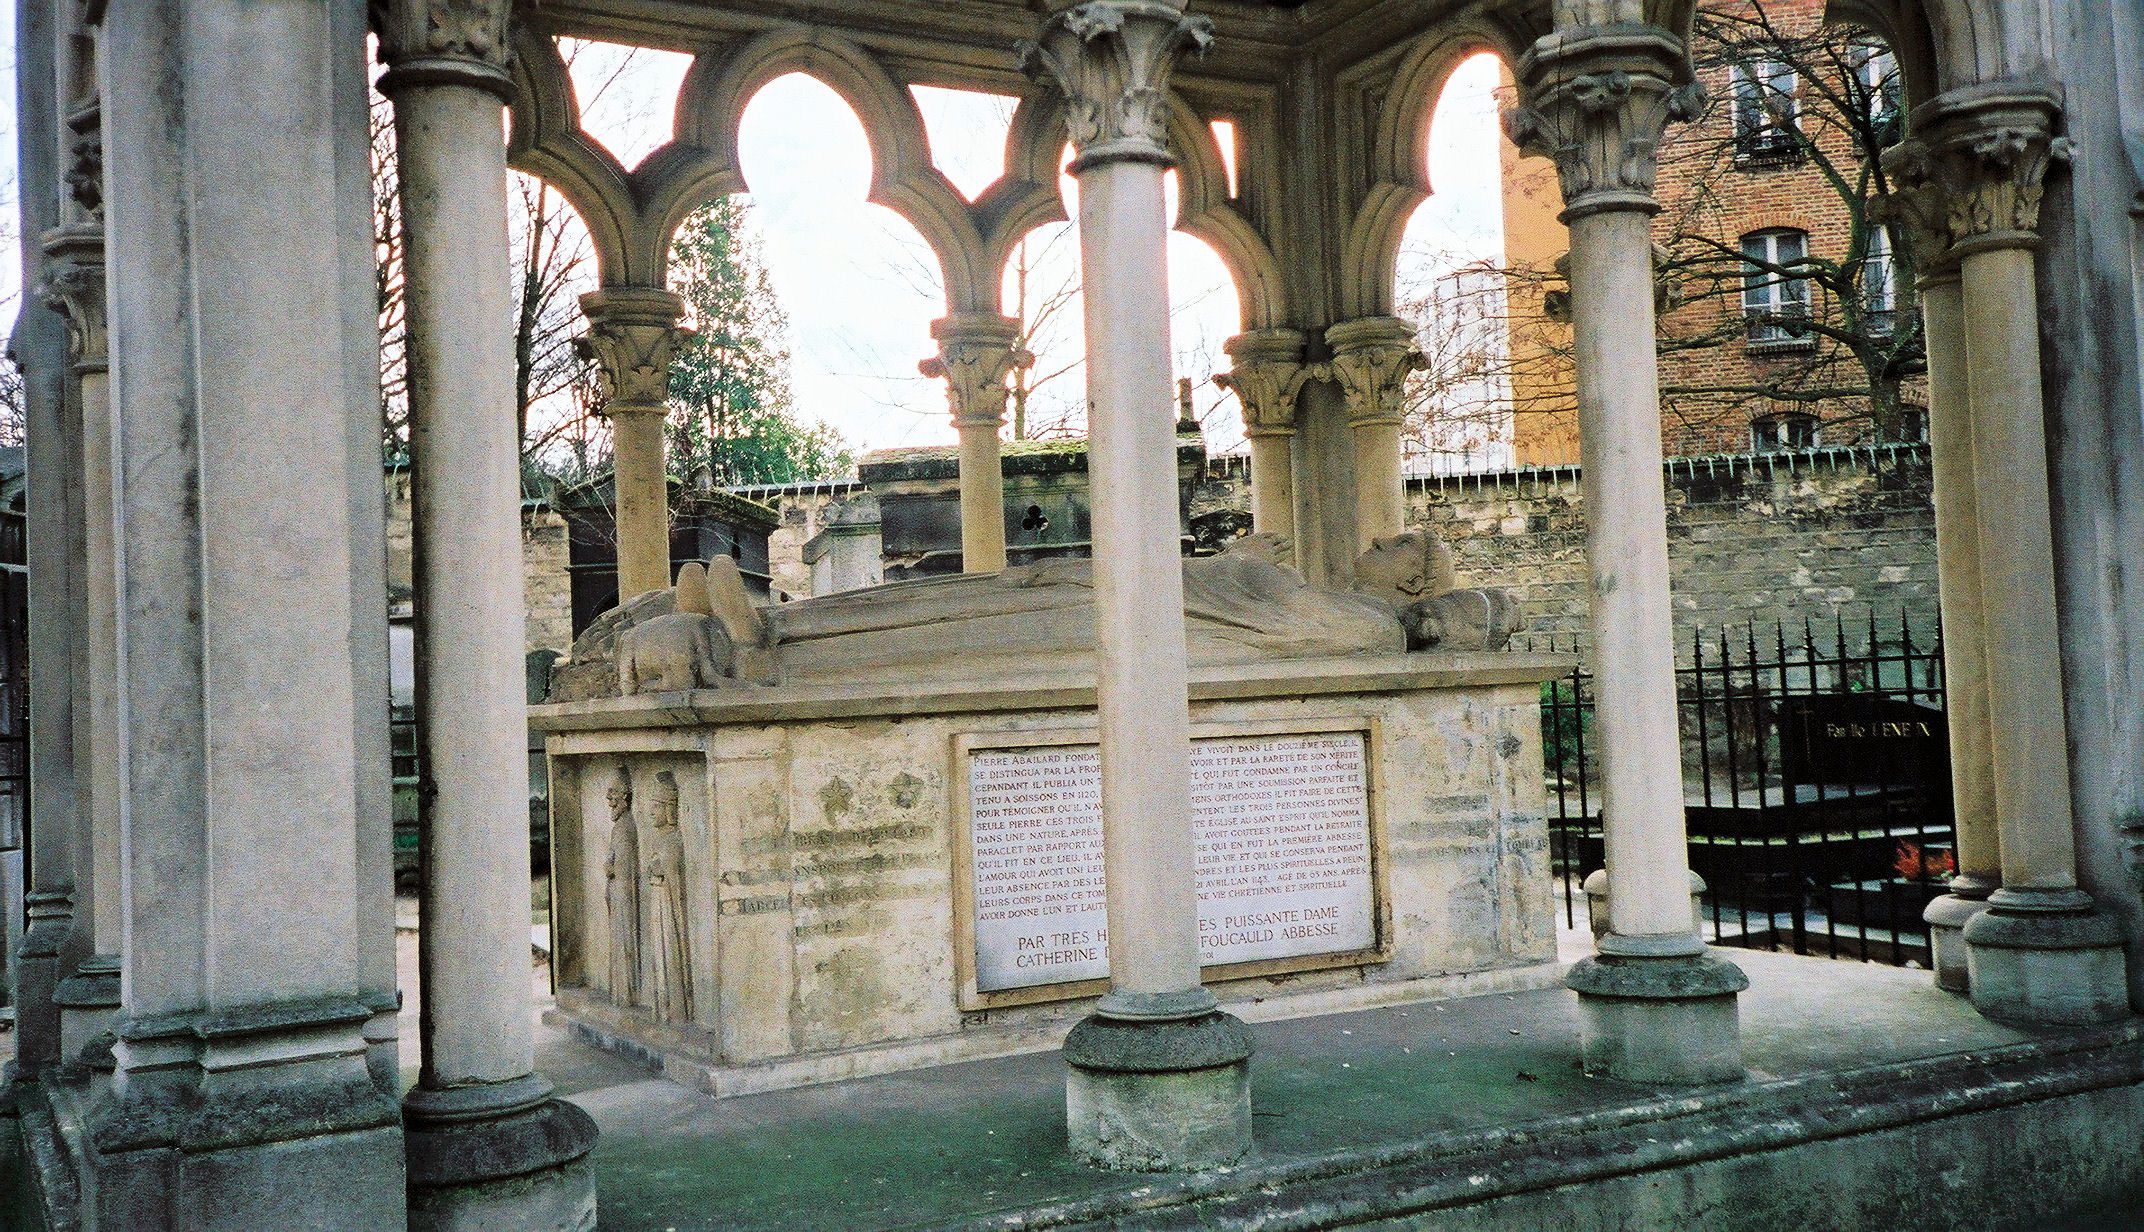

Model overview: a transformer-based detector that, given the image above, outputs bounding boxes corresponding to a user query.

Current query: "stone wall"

[384,468,579,656]
[1204,445,1940,657]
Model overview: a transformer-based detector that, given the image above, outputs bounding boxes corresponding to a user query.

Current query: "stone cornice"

[1019,1,1214,172]
[1504,25,1703,221]
[921,314,1029,430]
[575,286,688,415]
[1217,328,1311,438]
[39,224,106,375]
[372,0,517,100]
[1324,317,1423,430]
[1911,85,2069,259]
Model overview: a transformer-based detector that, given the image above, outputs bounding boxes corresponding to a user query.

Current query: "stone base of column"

[404,1074,599,1232]
[1567,937,1750,1085]
[1963,888,2131,1026]
[1063,992,1254,1173]
[1924,878,1996,994]
[56,954,121,1070]
[363,991,400,1095]
[12,892,75,1073]
[84,999,406,1231]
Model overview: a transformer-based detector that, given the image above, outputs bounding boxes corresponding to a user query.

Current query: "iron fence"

[1528,609,1952,967]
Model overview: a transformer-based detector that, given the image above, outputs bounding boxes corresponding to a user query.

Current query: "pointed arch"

[506,25,638,285]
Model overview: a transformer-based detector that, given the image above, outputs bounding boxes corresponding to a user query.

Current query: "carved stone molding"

[921,314,1029,430]
[1324,317,1424,431]
[576,286,689,416]
[1503,26,1704,220]
[39,225,107,374]
[1018,1,1213,172]
[372,0,515,100]
[64,105,103,225]
[1216,329,1310,438]
[1912,86,2070,259]
[1874,140,1958,282]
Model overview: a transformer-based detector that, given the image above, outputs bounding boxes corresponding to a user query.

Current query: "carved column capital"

[1504,26,1704,221]
[1912,85,2069,259]
[372,0,516,100]
[575,286,688,416]
[921,314,1029,431]
[1874,139,1959,284]
[1324,317,1424,430]
[1216,329,1310,438]
[39,225,107,375]
[1019,1,1213,173]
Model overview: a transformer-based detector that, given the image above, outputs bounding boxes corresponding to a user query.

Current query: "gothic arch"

[505,26,638,285]
[1339,22,1525,322]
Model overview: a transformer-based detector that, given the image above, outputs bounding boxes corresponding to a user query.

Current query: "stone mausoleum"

[7,1,2144,1230]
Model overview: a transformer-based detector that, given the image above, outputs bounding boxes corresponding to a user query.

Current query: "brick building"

[1503,0,1925,462]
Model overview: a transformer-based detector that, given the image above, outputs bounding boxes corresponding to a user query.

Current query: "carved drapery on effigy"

[1019,1,1213,171]
[644,770,693,1023]
[1502,26,1705,221]
[603,766,641,1006]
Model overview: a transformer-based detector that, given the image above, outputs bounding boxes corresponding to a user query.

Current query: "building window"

[1742,228,1811,346]
[1853,39,1903,145]
[1893,408,1927,444]
[1752,414,1819,452]
[1732,56,1799,159]
[1863,226,1898,336]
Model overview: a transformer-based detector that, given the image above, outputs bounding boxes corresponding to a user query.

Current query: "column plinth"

[1024,0,1253,1171]
[922,314,1027,573]
[1510,23,1745,1084]
[382,3,599,1224]
[1907,85,2129,1025]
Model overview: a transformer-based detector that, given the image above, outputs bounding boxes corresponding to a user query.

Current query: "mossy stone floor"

[540,952,2036,1231]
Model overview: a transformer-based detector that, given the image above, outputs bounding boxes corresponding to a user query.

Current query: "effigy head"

[606,765,632,813]
[1352,531,1457,608]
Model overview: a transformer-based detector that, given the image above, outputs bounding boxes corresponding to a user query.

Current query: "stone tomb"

[538,657,1565,1094]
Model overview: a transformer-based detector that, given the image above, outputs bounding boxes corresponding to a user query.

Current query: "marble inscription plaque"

[968,732,1375,993]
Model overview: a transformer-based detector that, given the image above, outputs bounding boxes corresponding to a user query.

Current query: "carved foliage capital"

[39,227,107,373]
[1324,318,1424,430]
[1873,140,1955,274]
[1913,89,2069,255]
[1504,28,1702,218]
[922,315,1028,429]
[372,0,514,94]
[1217,329,1310,436]
[576,287,688,413]
[1019,1,1212,171]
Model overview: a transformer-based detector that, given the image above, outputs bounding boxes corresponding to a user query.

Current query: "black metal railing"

[1529,609,1952,967]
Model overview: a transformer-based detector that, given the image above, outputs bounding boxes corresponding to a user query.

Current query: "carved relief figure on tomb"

[643,769,693,1023]
[558,527,1526,698]
[603,766,640,1007]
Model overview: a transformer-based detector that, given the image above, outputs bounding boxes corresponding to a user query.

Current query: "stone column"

[92,2,407,1225]
[577,286,687,601]
[9,0,83,1079]
[921,313,1026,572]
[41,218,122,1068]
[1324,317,1423,552]
[1217,328,1308,544]
[1507,24,1746,1084]
[1879,150,1999,995]
[1915,86,2129,1024]
[1023,0,1254,1172]
[379,3,600,1227]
